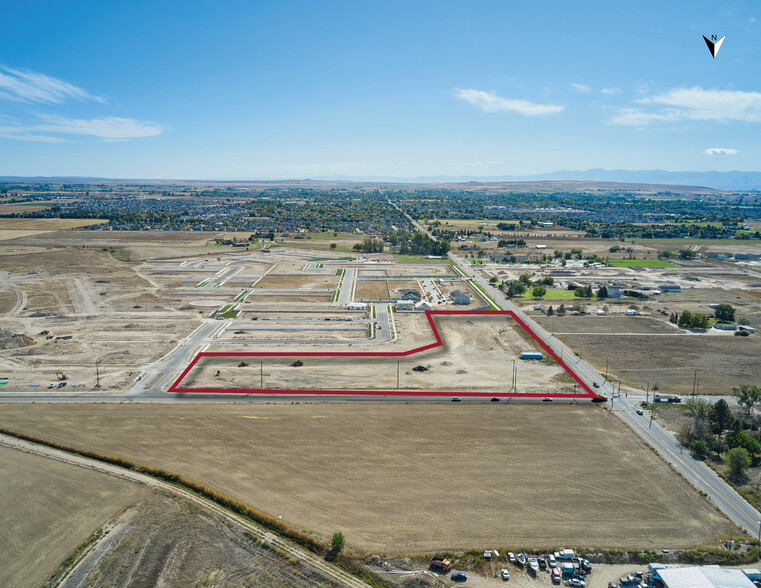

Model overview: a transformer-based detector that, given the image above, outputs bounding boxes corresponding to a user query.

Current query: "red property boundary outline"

[168,310,600,398]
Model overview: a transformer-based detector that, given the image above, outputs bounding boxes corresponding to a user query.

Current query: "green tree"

[678,310,693,327]
[597,285,608,299]
[733,384,761,416]
[532,285,547,298]
[728,430,761,456]
[489,276,498,284]
[710,399,733,433]
[542,276,554,286]
[690,439,707,458]
[331,531,346,553]
[725,447,751,476]
[556,304,566,316]
[519,273,532,285]
[714,304,735,323]
[330,242,337,249]
[547,305,554,316]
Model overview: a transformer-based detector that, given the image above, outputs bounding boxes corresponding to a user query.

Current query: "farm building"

[714,322,737,331]
[451,290,472,305]
[650,564,757,588]
[396,300,415,311]
[658,283,682,293]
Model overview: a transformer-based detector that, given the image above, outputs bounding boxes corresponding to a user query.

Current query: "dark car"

[542,397,553,402]
[538,557,547,570]
[491,397,501,402]
[451,397,461,402]
[593,382,600,388]
[451,572,467,582]
[58,381,67,388]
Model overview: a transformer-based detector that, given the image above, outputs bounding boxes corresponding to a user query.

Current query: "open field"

[554,332,761,394]
[535,315,682,335]
[59,490,341,588]
[608,259,678,268]
[354,280,390,300]
[0,218,108,230]
[0,445,148,588]
[0,404,737,552]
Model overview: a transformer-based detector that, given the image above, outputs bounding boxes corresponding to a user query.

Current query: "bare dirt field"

[0,248,204,391]
[556,332,761,394]
[534,315,682,335]
[187,314,569,394]
[355,280,391,300]
[0,218,108,231]
[0,404,737,553]
[255,275,339,290]
[0,445,148,588]
[61,490,341,588]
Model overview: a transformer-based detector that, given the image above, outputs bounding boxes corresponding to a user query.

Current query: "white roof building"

[655,566,756,588]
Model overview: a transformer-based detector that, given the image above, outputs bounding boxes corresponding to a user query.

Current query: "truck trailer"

[654,394,682,403]
[521,352,544,360]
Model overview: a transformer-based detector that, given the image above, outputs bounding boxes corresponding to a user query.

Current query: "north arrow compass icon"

[703,34,725,58]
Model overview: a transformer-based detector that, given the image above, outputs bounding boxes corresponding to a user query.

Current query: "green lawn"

[608,259,677,268]
[517,290,579,299]
[394,254,449,264]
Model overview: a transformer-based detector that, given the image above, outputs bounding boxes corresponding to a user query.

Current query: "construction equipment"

[56,371,68,381]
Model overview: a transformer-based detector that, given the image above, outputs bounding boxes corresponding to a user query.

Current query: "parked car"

[542,397,553,402]
[58,381,67,388]
[48,383,56,388]
[593,382,600,388]
[507,552,516,564]
[551,568,561,584]
[516,553,526,566]
[579,558,592,572]
[538,557,547,570]
[547,554,557,568]
[451,572,467,582]
[608,583,618,588]
[568,579,586,587]
[451,397,461,402]
[501,568,510,580]
[491,397,501,402]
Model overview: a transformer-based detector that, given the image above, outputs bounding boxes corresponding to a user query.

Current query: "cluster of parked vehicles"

[431,549,592,584]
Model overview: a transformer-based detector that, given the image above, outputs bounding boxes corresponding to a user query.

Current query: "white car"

[547,554,556,568]
[500,568,510,580]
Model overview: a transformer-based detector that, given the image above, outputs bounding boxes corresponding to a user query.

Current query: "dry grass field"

[0,404,736,553]
[0,445,148,588]
[354,280,391,300]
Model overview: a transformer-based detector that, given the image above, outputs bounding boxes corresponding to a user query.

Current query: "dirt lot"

[62,490,341,588]
[534,315,682,335]
[0,445,148,588]
[555,332,761,394]
[0,404,736,553]
[255,274,339,290]
[355,280,391,300]
[0,248,204,391]
[188,314,569,394]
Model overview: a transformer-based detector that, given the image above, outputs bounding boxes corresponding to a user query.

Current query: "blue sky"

[0,0,759,179]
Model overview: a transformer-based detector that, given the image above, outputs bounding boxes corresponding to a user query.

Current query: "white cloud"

[705,147,739,155]
[33,115,164,140]
[0,67,103,104]
[455,88,564,116]
[610,86,761,126]
[0,114,164,142]
[601,87,622,95]
[571,83,590,93]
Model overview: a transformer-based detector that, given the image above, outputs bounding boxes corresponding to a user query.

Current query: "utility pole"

[260,361,263,389]
[95,358,100,389]
[692,368,697,399]
[604,356,609,382]
[397,361,400,389]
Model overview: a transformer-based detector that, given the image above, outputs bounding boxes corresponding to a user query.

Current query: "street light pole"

[757,520,761,562]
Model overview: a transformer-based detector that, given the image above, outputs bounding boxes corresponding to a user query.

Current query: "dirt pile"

[0,329,35,350]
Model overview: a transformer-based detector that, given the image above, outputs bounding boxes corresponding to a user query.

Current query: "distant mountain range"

[2,169,761,191]
[315,170,761,191]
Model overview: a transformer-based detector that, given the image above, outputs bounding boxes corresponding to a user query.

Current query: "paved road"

[0,433,370,588]
[337,267,356,305]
